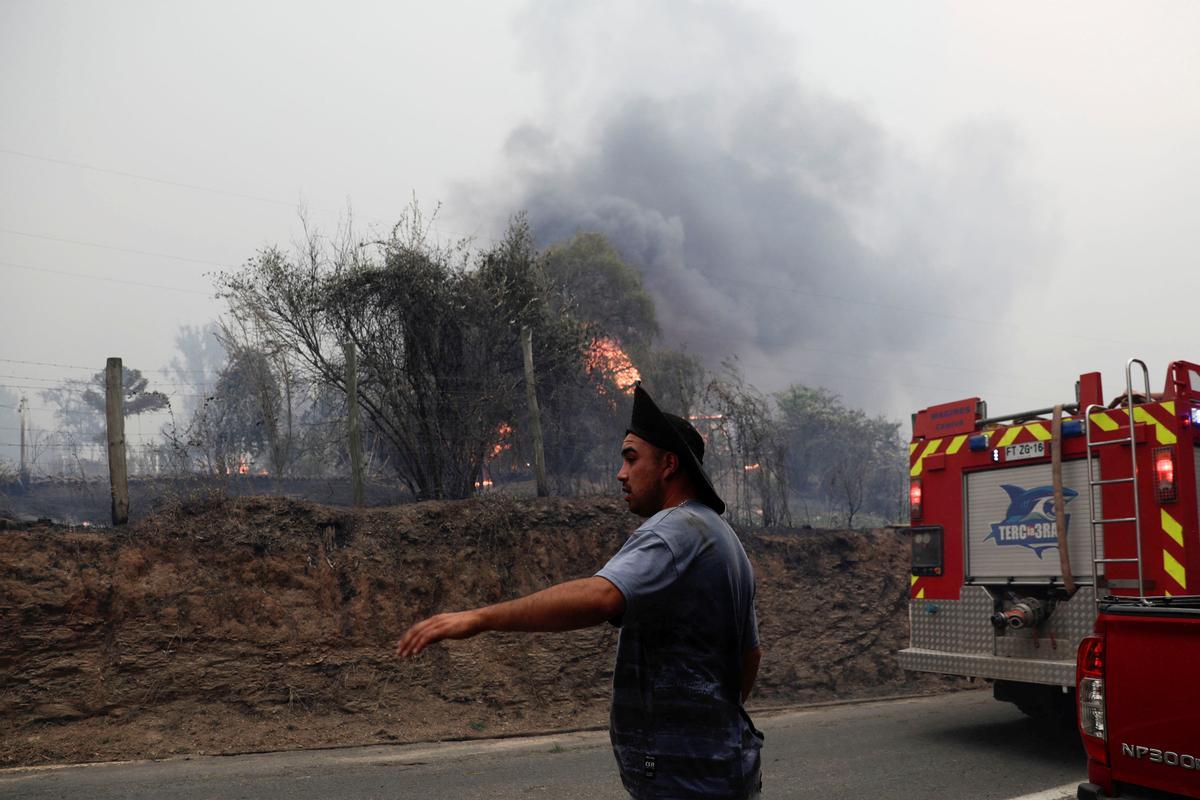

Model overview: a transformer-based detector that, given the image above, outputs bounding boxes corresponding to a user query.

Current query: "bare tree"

[703,367,790,528]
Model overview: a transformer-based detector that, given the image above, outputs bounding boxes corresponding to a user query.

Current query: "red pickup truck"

[1077,596,1200,799]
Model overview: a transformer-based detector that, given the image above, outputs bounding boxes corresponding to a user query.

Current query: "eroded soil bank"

[0,494,956,766]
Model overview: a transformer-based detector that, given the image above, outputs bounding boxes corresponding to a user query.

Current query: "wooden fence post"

[344,342,364,507]
[105,357,129,525]
[17,395,29,488]
[521,327,549,498]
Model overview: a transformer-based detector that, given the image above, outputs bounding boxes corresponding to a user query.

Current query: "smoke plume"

[460,1,1051,417]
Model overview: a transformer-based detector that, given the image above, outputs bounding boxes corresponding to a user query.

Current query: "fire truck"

[898,358,1200,721]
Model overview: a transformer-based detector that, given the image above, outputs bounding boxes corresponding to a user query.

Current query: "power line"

[0,146,394,230]
[0,259,213,296]
[0,357,97,371]
[0,442,101,448]
[0,227,237,269]
[0,374,83,383]
[705,273,1157,350]
[732,356,1026,404]
[0,373,214,387]
[0,383,78,391]
[0,146,300,209]
[0,358,214,376]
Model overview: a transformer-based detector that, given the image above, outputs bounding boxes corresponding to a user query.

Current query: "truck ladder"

[1085,358,1151,605]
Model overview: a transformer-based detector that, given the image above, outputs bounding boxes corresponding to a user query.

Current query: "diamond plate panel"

[896,648,1076,686]
[994,587,1095,659]
[910,588,992,654]
[960,586,999,653]
[902,586,1096,687]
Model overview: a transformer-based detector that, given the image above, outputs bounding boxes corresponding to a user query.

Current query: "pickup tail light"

[1154,447,1177,503]
[1077,636,1109,766]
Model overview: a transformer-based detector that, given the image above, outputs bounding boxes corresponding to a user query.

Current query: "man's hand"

[393,577,625,659]
[395,610,483,658]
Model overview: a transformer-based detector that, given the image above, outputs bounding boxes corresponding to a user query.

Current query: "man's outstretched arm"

[395,576,625,658]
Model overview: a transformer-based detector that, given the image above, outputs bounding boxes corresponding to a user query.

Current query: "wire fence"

[0,365,592,527]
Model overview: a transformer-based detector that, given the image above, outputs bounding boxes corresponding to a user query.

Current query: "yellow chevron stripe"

[1091,411,1119,432]
[1134,407,1177,445]
[916,587,925,599]
[996,426,1023,448]
[946,434,968,455]
[1164,550,1187,591]
[910,439,942,477]
[1163,401,1176,415]
[909,442,918,456]
[1026,422,1052,442]
[1162,509,1184,547]
[911,574,919,586]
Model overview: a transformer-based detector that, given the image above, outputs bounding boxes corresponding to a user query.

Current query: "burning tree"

[219,209,588,500]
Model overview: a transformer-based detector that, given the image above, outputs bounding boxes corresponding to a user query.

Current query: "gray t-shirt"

[596,500,763,800]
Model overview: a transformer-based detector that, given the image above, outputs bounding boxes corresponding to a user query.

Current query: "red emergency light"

[909,478,923,520]
[1153,447,1177,503]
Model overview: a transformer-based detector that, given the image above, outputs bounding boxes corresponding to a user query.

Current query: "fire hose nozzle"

[991,598,1050,630]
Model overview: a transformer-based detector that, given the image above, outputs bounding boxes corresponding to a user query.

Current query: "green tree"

[775,385,905,527]
[540,232,658,350]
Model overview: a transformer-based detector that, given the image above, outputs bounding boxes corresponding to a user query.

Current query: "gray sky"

[3,0,1200,448]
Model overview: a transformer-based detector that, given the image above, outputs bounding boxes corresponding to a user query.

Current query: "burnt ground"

[0,494,962,767]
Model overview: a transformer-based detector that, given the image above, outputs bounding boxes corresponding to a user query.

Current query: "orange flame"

[586,337,640,395]
[490,423,513,460]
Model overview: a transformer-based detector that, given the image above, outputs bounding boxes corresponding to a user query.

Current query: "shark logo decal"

[985,484,1076,559]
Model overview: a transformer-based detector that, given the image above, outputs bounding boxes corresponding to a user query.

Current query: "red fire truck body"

[898,360,1200,721]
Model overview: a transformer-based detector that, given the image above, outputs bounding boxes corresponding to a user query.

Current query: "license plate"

[1004,441,1045,461]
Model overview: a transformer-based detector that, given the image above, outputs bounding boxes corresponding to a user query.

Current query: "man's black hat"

[626,383,725,515]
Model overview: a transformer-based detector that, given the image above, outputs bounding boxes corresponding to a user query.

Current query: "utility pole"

[344,342,364,507]
[17,395,29,488]
[105,357,129,525]
[521,326,549,498]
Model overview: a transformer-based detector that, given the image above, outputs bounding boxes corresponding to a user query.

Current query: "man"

[396,385,763,799]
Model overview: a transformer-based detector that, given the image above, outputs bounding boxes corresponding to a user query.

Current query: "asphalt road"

[0,689,1086,800]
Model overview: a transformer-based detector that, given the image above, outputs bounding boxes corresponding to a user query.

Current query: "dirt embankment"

[0,494,957,767]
